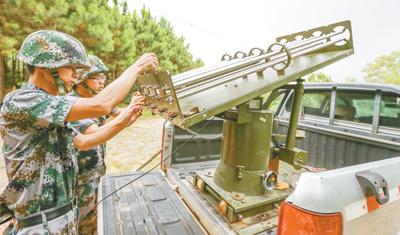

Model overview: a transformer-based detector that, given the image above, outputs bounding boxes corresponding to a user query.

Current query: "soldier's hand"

[130,92,145,107]
[133,53,158,75]
[128,111,142,126]
[111,93,143,118]
[123,104,142,127]
[119,104,135,126]
[132,103,144,114]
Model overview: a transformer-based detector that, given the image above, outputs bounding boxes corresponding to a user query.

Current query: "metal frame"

[277,83,400,143]
[372,89,382,134]
[328,86,337,125]
[138,20,354,129]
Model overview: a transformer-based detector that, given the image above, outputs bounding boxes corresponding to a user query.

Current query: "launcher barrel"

[138,20,354,129]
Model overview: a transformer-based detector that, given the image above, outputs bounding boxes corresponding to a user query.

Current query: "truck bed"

[98,81,400,234]
[98,172,205,235]
[169,161,282,235]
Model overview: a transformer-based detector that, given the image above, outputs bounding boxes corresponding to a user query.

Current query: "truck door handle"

[356,171,389,205]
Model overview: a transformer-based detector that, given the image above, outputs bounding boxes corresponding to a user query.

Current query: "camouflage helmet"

[17,30,91,69]
[77,55,109,84]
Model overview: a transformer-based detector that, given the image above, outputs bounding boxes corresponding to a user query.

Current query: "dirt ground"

[105,117,164,173]
[0,116,164,233]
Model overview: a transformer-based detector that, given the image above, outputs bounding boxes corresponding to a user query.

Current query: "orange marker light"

[278,202,342,235]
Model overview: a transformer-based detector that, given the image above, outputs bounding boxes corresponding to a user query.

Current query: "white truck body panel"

[286,157,400,233]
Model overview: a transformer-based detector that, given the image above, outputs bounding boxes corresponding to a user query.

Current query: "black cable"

[272,135,281,148]
[80,117,216,220]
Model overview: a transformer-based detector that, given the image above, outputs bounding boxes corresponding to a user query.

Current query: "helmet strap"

[50,69,67,96]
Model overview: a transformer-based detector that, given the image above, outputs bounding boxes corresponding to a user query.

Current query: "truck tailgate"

[98,172,205,235]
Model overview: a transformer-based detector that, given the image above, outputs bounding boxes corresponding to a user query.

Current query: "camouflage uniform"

[68,91,106,235]
[0,83,79,234]
[0,30,90,234]
[71,55,109,234]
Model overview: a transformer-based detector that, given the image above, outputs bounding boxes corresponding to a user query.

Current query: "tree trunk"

[16,56,20,84]
[12,55,16,83]
[0,55,5,102]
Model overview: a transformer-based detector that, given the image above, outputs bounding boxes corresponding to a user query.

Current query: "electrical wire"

[80,117,216,220]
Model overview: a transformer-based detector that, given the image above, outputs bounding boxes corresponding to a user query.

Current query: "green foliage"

[0,0,203,94]
[362,51,400,85]
[131,8,203,75]
[306,72,333,83]
[101,2,136,78]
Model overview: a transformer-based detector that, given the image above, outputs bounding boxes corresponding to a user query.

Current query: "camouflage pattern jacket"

[0,83,78,222]
[68,90,107,234]
[68,90,106,176]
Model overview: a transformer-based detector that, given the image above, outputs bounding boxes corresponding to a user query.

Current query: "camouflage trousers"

[76,166,106,235]
[5,209,77,235]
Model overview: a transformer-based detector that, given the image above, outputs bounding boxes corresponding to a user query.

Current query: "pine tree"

[0,0,39,98]
[131,7,203,75]
[102,1,135,79]
[0,0,203,100]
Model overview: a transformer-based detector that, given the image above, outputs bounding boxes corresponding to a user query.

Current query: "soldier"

[73,55,108,97]
[0,30,157,234]
[69,55,128,234]
[73,54,123,118]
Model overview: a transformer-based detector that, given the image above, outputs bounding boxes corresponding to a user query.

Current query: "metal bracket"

[356,171,389,205]
[266,42,292,75]
[248,47,265,56]
[263,171,278,190]
[275,147,309,170]
[237,165,245,180]
[233,51,247,59]
[220,54,232,61]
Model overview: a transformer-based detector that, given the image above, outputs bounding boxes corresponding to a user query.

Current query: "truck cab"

[276,83,400,169]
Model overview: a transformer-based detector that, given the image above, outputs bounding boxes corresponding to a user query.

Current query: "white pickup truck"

[98,82,400,235]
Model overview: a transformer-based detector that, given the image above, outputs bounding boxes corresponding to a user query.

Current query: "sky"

[127,0,400,82]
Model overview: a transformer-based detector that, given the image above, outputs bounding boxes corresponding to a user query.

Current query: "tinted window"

[303,92,331,117]
[335,91,375,124]
[379,92,400,128]
[286,90,331,118]
[269,92,285,113]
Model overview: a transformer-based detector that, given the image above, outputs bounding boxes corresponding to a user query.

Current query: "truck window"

[379,92,400,129]
[286,90,331,118]
[335,91,375,124]
[268,92,285,113]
